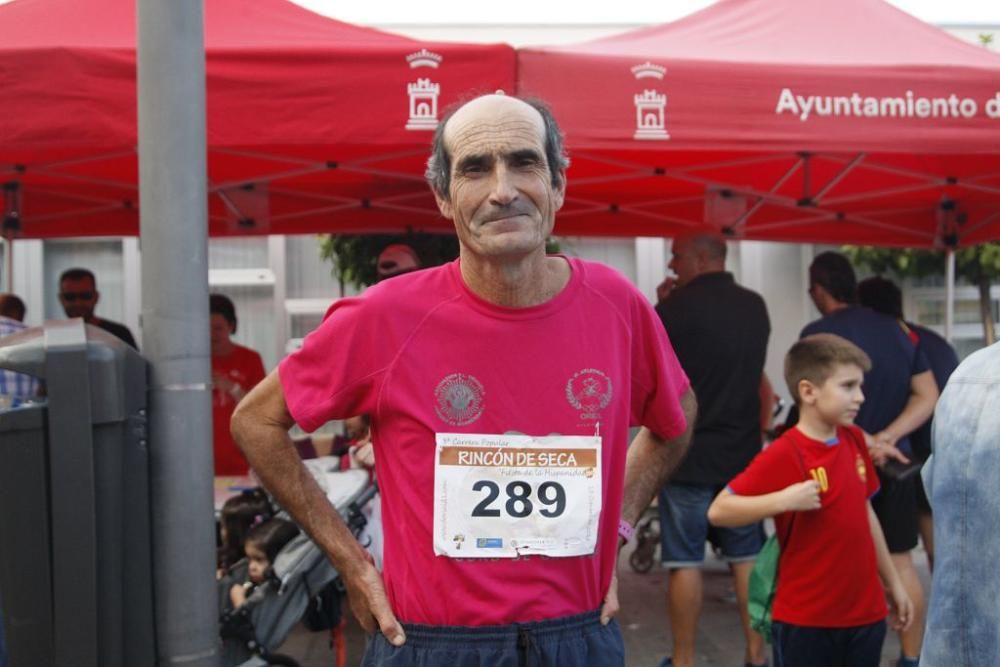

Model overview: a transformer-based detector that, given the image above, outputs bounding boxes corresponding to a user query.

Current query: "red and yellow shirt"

[728,424,885,627]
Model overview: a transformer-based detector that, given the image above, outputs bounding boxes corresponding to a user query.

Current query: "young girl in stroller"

[218,489,273,575]
[229,519,300,610]
[218,464,375,667]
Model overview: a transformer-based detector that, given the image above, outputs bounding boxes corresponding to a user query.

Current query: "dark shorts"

[361,609,624,667]
[658,482,765,567]
[773,619,886,667]
[915,472,932,515]
[871,469,919,554]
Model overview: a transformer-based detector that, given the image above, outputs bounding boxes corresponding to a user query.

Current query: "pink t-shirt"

[279,257,689,625]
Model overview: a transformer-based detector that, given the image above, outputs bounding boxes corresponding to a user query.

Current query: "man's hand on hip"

[600,566,620,625]
[345,553,407,646]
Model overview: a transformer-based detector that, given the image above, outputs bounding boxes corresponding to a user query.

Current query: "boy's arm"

[867,503,913,632]
[707,480,821,527]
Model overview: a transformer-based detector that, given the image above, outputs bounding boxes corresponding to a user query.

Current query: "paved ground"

[278,542,931,666]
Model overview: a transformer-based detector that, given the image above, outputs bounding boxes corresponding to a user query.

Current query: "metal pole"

[945,248,955,342]
[136,1,217,665]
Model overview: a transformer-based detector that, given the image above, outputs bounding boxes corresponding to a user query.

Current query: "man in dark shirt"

[58,267,138,349]
[803,253,938,667]
[857,275,959,570]
[655,233,770,667]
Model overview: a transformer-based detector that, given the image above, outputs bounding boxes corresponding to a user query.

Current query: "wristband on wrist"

[618,518,635,543]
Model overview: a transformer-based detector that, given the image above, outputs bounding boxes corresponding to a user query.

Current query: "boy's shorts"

[871,469,919,553]
[361,609,624,667]
[658,482,765,567]
[772,619,886,667]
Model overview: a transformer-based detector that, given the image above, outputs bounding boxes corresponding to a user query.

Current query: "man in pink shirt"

[232,94,696,666]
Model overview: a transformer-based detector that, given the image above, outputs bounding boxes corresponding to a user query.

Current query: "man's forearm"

[232,377,370,578]
[619,388,696,526]
[880,370,939,444]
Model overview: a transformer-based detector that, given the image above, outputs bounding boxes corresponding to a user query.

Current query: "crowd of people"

[1,93,998,667]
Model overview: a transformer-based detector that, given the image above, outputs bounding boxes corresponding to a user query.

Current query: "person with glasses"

[57,267,137,348]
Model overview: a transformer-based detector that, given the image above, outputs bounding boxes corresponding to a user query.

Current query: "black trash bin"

[0,319,155,667]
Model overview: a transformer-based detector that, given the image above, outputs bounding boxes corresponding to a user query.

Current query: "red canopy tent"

[0,0,514,238]
[518,0,1000,247]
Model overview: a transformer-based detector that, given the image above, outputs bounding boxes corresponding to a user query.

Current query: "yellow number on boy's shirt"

[810,467,829,492]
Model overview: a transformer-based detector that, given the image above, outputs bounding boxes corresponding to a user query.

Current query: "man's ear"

[811,284,832,309]
[552,170,567,212]
[434,190,454,221]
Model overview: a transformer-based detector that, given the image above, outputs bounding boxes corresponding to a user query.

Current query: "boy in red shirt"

[708,333,913,667]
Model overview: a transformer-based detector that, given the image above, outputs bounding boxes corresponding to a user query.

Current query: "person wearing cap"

[233,94,696,666]
[376,244,421,281]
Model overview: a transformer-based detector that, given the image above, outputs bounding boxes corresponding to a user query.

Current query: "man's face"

[435,96,565,260]
[59,276,98,320]
[210,313,234,354]
[667,237,700,287]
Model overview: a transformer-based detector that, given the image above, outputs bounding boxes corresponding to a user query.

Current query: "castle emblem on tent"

[634,90,670,140]
[631,63,670,140]
[405,51,443,131]
[407,49,443,69]
[406,78,441,130]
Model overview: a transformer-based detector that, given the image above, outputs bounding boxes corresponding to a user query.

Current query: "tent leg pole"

[945,249,955,343]
[137,0,217,665]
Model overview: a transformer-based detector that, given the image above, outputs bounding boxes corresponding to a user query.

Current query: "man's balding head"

[668,232,728,287]
[425,94,568,202]
[424,94,571,263]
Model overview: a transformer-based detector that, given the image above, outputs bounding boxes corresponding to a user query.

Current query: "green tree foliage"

[318,233,563,290]
[843,243,1000,345]
[318,232,460,290]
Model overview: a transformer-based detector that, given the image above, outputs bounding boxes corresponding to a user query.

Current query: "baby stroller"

[219,462,376,667]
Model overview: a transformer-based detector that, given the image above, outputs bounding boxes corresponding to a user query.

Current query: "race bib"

[433,432,602,559]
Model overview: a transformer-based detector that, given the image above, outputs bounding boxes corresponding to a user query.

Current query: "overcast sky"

[292,0,1000,25]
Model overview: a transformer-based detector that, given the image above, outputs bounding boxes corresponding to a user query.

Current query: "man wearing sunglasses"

[58,267,137,349]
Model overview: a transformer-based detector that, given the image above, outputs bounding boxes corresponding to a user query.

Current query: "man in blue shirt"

[858,275,959,571]
[802,252,938,667]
